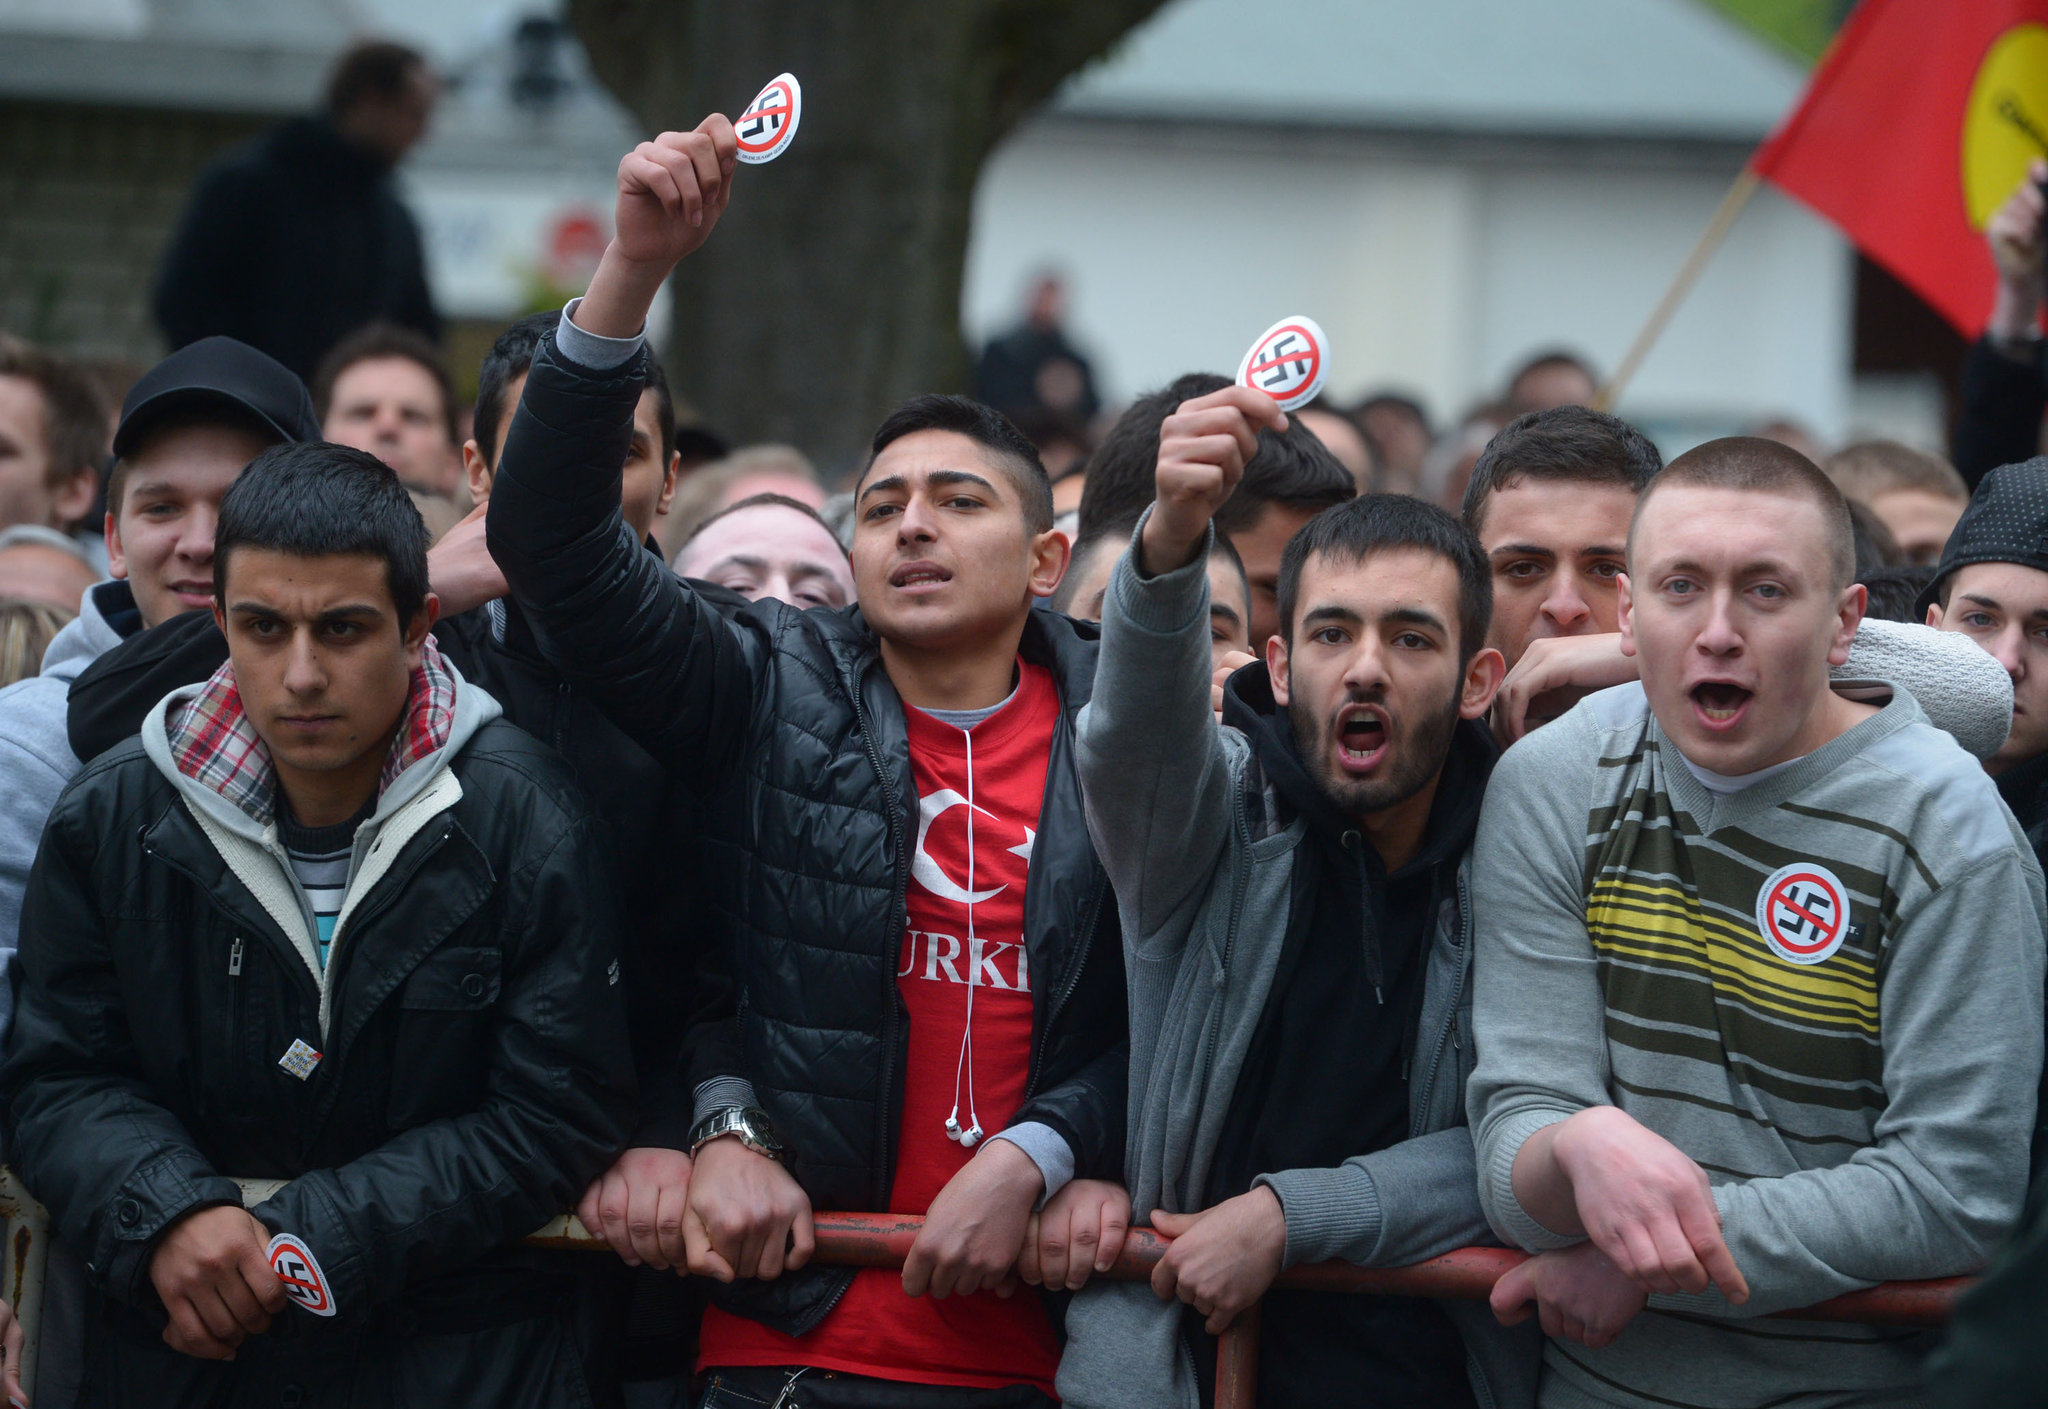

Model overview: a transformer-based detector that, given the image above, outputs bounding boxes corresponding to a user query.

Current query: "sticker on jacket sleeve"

[1236,315,1329,412]
[266,1233,335,1316]
[1754,862,1850,965]
[277,1039,322,1081]
[736,73,802,164]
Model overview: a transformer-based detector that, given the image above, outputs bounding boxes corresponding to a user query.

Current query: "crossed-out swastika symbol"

[1252,333,1313,388]
[1755,862,1850,965]
[737,81,796,153]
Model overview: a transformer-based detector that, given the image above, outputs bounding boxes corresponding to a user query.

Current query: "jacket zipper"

[1199,800,1259,1121]
[1410,867,1473,1142]
[1024,871,1105,1098]
[143,842,320,1012]
[793,698,906,1338]
[853,694,910,1213]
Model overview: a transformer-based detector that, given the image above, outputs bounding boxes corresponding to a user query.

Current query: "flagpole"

[1594,166,1765,413]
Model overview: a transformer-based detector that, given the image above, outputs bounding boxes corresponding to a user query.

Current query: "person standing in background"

[154,40,441,382]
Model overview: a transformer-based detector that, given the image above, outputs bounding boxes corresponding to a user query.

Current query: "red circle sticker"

[267,1232,336,1317]
[1236,315,1329,412]
[1753,862,1851,965]
[736,73,802,165]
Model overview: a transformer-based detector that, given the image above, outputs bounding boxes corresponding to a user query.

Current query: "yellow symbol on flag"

[1964,23,2048,229]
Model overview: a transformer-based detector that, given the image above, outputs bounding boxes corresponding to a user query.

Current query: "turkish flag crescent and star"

[1752,0,2048,335]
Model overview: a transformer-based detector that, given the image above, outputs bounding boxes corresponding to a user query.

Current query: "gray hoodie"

[1059,528,1540,1409]
[139,660,502,1036]
[0,581,135,1047]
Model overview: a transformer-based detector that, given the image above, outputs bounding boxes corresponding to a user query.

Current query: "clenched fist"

[1139,386,1287,577]
[573,115,741,342]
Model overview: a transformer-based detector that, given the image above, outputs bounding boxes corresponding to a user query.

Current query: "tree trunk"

[568,0,1166,474]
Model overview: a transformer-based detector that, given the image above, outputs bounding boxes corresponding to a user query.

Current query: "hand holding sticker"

[736,73,803,165]
[267,1233,336,1317]
[1237,315,1330,412]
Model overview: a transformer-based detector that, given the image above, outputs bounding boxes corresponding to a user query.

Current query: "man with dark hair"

[1505,351,1598,414]
[155,39,440,379]
[464,309,680,529]
[1355,391,1434,495]
[674,492,853,610]
[0,332,110,544]
[314,321,464,512]
[1824,440,1968,566]
[1462,406,1661,669]
[1,441,634,1407]
[1054,510,1251,675]
[1060,382,1533,1408]
[484,119,1130,1408]
[64,291,704,1398]
[1078,370,1354,648]
[1468,436,2041,1408]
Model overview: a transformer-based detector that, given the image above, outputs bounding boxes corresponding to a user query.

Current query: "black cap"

[112,336,322,459]
[1916,457,2048,618]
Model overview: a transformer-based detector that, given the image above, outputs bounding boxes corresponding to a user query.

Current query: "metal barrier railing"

[0,1170,1969,1409]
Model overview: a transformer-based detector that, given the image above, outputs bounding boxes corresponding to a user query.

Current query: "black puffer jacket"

[64,589,719,1144]
[487,333,1129,1335]
[0,713,635,1407]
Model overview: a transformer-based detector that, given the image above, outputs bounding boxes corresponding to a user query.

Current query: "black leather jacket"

[486,333,1129,1335]
[0,719,635,1406]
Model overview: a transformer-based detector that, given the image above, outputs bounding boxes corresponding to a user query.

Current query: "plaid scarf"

[168,640,458,827]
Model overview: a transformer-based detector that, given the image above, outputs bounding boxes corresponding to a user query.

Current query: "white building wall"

[963,120,1853,447]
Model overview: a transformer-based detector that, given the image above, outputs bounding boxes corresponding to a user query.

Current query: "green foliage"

[1697,0,1850,65]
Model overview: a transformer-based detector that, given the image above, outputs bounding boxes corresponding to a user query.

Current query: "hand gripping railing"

[0,1171,1969,1409]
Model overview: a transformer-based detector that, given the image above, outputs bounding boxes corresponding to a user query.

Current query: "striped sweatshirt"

[1468,683,2045,1409]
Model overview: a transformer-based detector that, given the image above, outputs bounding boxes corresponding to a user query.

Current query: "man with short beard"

[1059,384,1536,1409]
[1468,438,2042,1408]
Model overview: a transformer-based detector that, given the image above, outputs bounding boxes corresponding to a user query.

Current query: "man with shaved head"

[1468,438,2043,1407]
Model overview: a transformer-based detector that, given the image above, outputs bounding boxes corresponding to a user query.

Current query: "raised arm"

[485,118,760,785]
[1076,386,1286,943]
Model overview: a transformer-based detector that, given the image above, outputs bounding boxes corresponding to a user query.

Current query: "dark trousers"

[697,1366,1058,1409]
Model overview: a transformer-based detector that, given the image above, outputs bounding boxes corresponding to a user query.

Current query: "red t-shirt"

[700,660,1064,1394]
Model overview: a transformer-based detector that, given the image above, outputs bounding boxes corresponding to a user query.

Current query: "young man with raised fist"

[484,117,1130,1407]
[1,443,634,1406]
[1059,383,1539,1409]
[1467,438,2043,1407]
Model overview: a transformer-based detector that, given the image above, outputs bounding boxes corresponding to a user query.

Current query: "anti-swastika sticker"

[735,73,802,165]
[1754,862,1851,966]
[1236,315,1329,412]
[266,1233,336,1317]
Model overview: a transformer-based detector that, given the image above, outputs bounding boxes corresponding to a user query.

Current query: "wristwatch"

[689,1105,789,1163]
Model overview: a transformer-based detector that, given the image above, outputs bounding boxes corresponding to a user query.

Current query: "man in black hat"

[0,333,317,1403]
[1919,457,2048,861]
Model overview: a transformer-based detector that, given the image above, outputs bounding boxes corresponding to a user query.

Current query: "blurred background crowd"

[0,0,2014,683]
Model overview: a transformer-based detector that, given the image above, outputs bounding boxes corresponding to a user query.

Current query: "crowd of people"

[7,47,2048,1409]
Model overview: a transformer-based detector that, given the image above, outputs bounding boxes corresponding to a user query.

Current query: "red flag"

[1753,0,2048,335]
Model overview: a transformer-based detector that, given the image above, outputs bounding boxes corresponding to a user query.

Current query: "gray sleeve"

[988,1121,1075,1205]
[555,298,644,370]
[1075,513,1238,954]
[1656,848,2045,1318]
[690,1075,759,1127]
[0,738,73,1054]
[1464,714,1611,1253]
[1255,1125,1492,1268]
